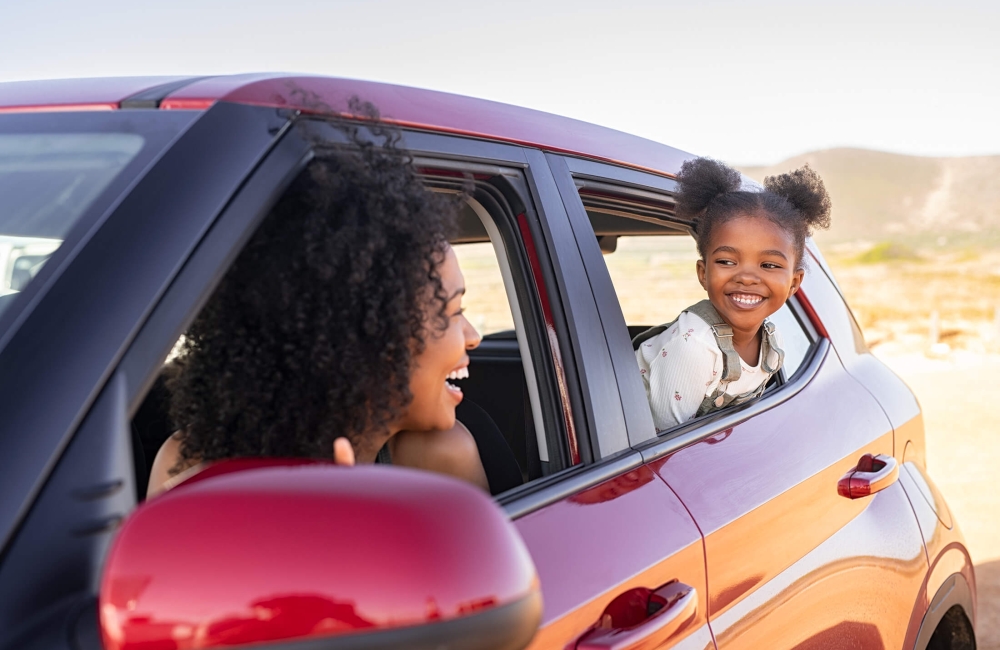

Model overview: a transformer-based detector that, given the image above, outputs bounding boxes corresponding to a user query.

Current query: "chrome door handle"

[577,581,697,650]
[838,453,898,499]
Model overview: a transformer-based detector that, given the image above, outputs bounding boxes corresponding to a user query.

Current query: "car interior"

[128,162,817,506]
[130,168,560,502]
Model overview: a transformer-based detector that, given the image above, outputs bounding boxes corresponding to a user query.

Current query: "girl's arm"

[641,332,721,432]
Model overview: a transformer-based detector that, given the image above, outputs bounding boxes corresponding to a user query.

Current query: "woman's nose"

[464,318,482,350]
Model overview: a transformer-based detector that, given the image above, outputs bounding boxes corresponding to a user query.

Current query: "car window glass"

[0,133,144,317]
[766,302,812,379]
[601,234,703,327]
[452,242,515,336]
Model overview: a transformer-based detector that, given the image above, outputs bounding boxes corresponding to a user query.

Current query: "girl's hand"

[332,437,356,466]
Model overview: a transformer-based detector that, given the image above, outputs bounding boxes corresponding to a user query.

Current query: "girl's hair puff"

[675,158,831,269]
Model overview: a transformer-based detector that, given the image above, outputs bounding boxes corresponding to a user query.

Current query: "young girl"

[635,157,831,432]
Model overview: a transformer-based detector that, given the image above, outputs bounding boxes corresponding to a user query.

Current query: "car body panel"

[642,265,927,648]
[159,75,694,179]
[515,463,715,650]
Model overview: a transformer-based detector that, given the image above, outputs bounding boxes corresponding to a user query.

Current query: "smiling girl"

[635,158,831,432]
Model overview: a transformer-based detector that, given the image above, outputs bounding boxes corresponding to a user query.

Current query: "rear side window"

[0,132,144,317]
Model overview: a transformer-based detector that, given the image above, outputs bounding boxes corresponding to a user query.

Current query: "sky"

[1,0,997,165]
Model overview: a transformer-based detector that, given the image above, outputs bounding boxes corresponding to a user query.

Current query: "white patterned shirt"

[635,311,783,433]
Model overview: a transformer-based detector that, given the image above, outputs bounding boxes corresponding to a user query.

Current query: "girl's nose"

[734,266,760,284]
[464,317,482,350]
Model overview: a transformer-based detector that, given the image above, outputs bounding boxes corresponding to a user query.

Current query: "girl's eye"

[761,263,782,270]
[452,307,465,318]
[715,259,735,266]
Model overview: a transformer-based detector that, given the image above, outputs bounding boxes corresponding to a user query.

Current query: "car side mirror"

[99,459,541,649]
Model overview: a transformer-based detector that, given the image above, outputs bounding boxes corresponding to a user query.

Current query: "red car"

[0,74,976,650]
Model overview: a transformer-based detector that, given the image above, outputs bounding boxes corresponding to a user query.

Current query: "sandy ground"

[878,351,1000,648]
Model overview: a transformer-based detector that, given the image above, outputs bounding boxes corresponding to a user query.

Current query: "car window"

[132,151,566,504]
[452,242,515,336]
[0,133,144,318]
[578,181,817,436]
[766,302,813,380]
[601,233,704,328]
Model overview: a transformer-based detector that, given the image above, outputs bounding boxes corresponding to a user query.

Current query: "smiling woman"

[143,123,495,496]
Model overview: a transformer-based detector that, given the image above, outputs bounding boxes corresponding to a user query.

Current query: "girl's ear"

[696,259,708,290]
[788,268,805,297]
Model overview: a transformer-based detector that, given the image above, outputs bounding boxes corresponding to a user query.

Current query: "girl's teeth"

[734,295,762,305]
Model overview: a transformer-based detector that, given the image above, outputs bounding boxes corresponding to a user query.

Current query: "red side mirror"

[99,459,541,649]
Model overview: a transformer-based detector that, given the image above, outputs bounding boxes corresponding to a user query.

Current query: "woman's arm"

[389,423,490,491]
[147,432,204,498]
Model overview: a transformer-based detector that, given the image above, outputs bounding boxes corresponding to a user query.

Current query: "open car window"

[131,145,572,506]
[576,176,818,437]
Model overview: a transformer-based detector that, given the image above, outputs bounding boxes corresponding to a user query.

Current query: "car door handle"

[576,581,697,650]
[838,453,898,499]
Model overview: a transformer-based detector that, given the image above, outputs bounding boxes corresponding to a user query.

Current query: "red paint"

[100,460,538,650]
[514,465,711,649]
[793,288,828,340]
[161,75,691,178]
[651,341,914,646]
[518,212,580,466]
[0,76,194,112]
[577,581,698,650]
[838,454,899,499]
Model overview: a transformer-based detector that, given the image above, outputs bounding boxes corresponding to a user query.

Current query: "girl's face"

[696,214,804,336]
[398,244,481,433]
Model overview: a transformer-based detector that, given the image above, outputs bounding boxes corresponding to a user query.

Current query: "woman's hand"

[333,437,356,466]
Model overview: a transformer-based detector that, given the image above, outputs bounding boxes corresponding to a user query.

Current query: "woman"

[148,125,488,496]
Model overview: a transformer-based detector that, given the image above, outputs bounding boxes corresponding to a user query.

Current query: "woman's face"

[398,244,481,433]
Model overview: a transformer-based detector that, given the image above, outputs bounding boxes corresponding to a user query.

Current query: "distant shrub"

[854,242,922,264]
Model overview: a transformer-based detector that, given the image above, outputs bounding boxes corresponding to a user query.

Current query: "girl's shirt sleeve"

[635,313,723,432]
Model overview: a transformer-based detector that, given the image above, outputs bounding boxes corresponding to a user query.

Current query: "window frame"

[549,154,829,455]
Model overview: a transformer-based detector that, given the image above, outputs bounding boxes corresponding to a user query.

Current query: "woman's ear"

[696,259,708,291]
[333,437,356,466]
[788,268,805,297]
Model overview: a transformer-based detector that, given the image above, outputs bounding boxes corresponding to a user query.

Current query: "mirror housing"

[100,459,541,649]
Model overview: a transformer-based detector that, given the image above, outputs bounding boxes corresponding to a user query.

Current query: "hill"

[739,149,1000,243]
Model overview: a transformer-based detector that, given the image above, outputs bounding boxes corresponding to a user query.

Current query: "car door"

[550,154,928,650]
[0,102,299,647]
[396,135,716,649]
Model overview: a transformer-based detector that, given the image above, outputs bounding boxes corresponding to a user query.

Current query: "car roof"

[0,74,692,178]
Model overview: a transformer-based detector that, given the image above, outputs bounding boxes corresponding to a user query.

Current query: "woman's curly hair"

[168,122,457,469]
[675,157,832,269]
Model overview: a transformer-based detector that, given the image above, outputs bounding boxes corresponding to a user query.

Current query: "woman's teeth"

[732,294,763,306]
[446,367,469,382]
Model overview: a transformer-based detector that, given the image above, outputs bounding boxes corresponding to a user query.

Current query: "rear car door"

[551,155,929,649]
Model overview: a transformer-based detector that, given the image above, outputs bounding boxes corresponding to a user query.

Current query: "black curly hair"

[168,121,458,470]
[675,158,832,269]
